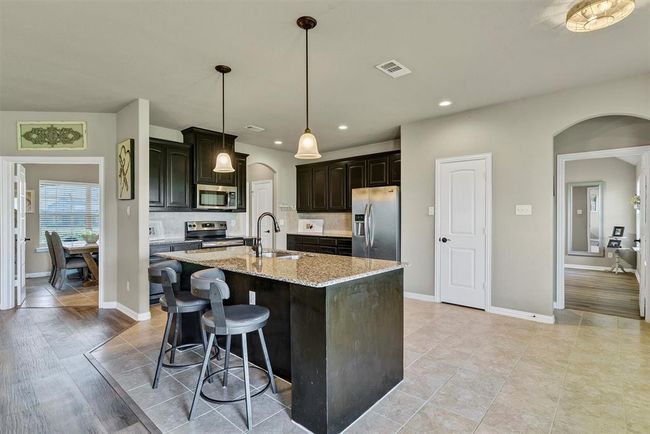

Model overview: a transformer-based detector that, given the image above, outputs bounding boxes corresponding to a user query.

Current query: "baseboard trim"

[26,271,50,278]
[116,303,151,321]
[490,306,555,324]
[565,264,636,272]
[404,291,436,302]
[635,270,640,283]
[101,301,117,309]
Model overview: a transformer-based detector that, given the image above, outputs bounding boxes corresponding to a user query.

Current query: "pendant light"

[295,16,321,159]
[566,0,635,32]
[213,65,235,173]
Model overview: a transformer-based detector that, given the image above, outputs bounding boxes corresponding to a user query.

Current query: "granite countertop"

[287,231,353,238]
[157,246,405,287]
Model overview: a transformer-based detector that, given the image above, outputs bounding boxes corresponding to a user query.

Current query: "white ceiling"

[1,1,649,151]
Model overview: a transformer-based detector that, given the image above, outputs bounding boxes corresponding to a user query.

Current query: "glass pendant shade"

[213,151,234,173]
[295,128,321,159]
[566,0,635,32]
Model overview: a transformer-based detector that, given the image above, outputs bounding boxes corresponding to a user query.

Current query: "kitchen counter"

[157,245,403,434]
[149,237,188,245]
[287,230,352,238]
[157,245,404,287]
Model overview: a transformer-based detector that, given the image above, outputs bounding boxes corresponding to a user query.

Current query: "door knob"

[439,237,450,243]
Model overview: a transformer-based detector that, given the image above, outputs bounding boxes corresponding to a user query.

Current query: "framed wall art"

[17,121,87,150]
[117,138,135,200]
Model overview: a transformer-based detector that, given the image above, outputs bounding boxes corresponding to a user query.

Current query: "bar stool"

[189,268,277,430]
[149,260,214,389]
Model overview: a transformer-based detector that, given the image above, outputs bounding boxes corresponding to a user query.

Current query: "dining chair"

[44,231,57,285]
[50,231,88,290]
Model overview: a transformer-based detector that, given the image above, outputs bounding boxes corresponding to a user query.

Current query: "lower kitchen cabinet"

[287,234,352,256]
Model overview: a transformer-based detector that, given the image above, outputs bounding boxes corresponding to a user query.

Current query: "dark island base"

[177,264,404,434]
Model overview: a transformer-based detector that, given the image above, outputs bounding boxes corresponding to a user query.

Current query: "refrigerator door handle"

[369,203,375,247]
[363,204,370,248]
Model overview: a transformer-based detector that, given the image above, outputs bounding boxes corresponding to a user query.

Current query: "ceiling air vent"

[375,59,411,78]
[244,124,265,133]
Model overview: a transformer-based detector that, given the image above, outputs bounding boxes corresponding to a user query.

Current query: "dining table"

[63,241,99,287]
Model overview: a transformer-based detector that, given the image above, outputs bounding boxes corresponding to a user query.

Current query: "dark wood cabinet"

[150,138,191,211]
[389,153,401,185]
[327,162,347,211]
[149,141,166,208]
[347,159,366,208]
[312,166,328,211]
[182,127,236,186]
[296,166,313,212]
[367,156,390,187]
[235,153,248,212]
[295,151,399,212]
[287,234,352,256]
[165,145,191,209]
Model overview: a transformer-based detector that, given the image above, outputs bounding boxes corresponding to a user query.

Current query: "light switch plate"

[577,209,583,215]
[249,291,256,305]
[515,204,532,216]
[428,206,435,216]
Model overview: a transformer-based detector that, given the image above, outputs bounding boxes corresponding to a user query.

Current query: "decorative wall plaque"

[17,121,87,150]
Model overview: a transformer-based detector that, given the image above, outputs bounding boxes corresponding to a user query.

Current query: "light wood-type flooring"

[565,268,642,320]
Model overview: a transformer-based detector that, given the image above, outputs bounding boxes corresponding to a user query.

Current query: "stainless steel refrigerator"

[352,186,400,260]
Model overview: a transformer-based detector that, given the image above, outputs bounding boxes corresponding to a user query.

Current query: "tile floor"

[92,300,650,433]
[22,275,98,307]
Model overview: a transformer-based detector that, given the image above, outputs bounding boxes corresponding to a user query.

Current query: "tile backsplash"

[150,212,247,239]
[296,213,351,232]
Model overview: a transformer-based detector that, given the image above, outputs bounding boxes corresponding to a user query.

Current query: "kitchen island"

[158,246,404,434]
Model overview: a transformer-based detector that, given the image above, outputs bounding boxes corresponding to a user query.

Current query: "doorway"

[0,157,105,310]
[434,153,492,310]
[247,163,276,249]
[556,147,650,318]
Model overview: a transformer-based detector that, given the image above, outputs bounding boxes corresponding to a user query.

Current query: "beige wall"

[565,158,637,268]
[116,99,150,316]
[23,164,99,274]
[401,73,650,316]
[318,139,400,161]
[0,111,119,305]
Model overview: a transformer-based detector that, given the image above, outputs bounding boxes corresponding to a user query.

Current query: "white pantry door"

[437,156,488,309]
[14,164,26,305]
[251,180,274,249]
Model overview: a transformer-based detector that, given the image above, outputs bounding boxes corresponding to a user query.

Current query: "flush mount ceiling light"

[438,100,452,107]
[295,16,321,160]
[213,65,235,173]
[566,0,635,32]
[338,124,348,130]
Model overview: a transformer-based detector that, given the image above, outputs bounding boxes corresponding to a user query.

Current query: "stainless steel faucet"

[253,212,281,257]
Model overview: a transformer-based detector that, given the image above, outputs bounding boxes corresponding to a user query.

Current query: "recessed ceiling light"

[438,100,452,107]
[274,140,283,145]
[338,125,348,130]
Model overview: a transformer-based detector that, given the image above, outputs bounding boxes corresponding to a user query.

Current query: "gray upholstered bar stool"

[149,260,214,389]
[189,268,277,429]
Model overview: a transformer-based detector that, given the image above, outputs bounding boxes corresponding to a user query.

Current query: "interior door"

[14,164,26,305]
[251,180,274,250]
[437,157,488,309]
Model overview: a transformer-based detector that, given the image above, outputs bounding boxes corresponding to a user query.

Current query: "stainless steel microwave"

[195,184,237,210]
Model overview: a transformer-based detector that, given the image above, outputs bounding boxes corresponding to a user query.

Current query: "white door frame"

[250,179,274,249]
[556,145,650,320]
[434,153,493,311]
[0,156,106,310]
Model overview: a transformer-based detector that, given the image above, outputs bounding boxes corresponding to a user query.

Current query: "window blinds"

[39,180,100,246]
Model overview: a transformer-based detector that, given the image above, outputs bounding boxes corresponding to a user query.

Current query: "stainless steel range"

[185,221,244,248]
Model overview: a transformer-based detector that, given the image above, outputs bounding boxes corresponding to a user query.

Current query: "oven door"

[195,185,237,210]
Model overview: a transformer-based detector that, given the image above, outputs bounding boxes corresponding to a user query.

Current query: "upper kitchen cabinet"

[149,140,166,208]
[367,155,390,186]
[235,153,248,212]
[296,166,313,212]
[328,161,347,211]
[149,138,192,211]
[296,151,399,212]
[389,152,401,185]
[181,126,236,185]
